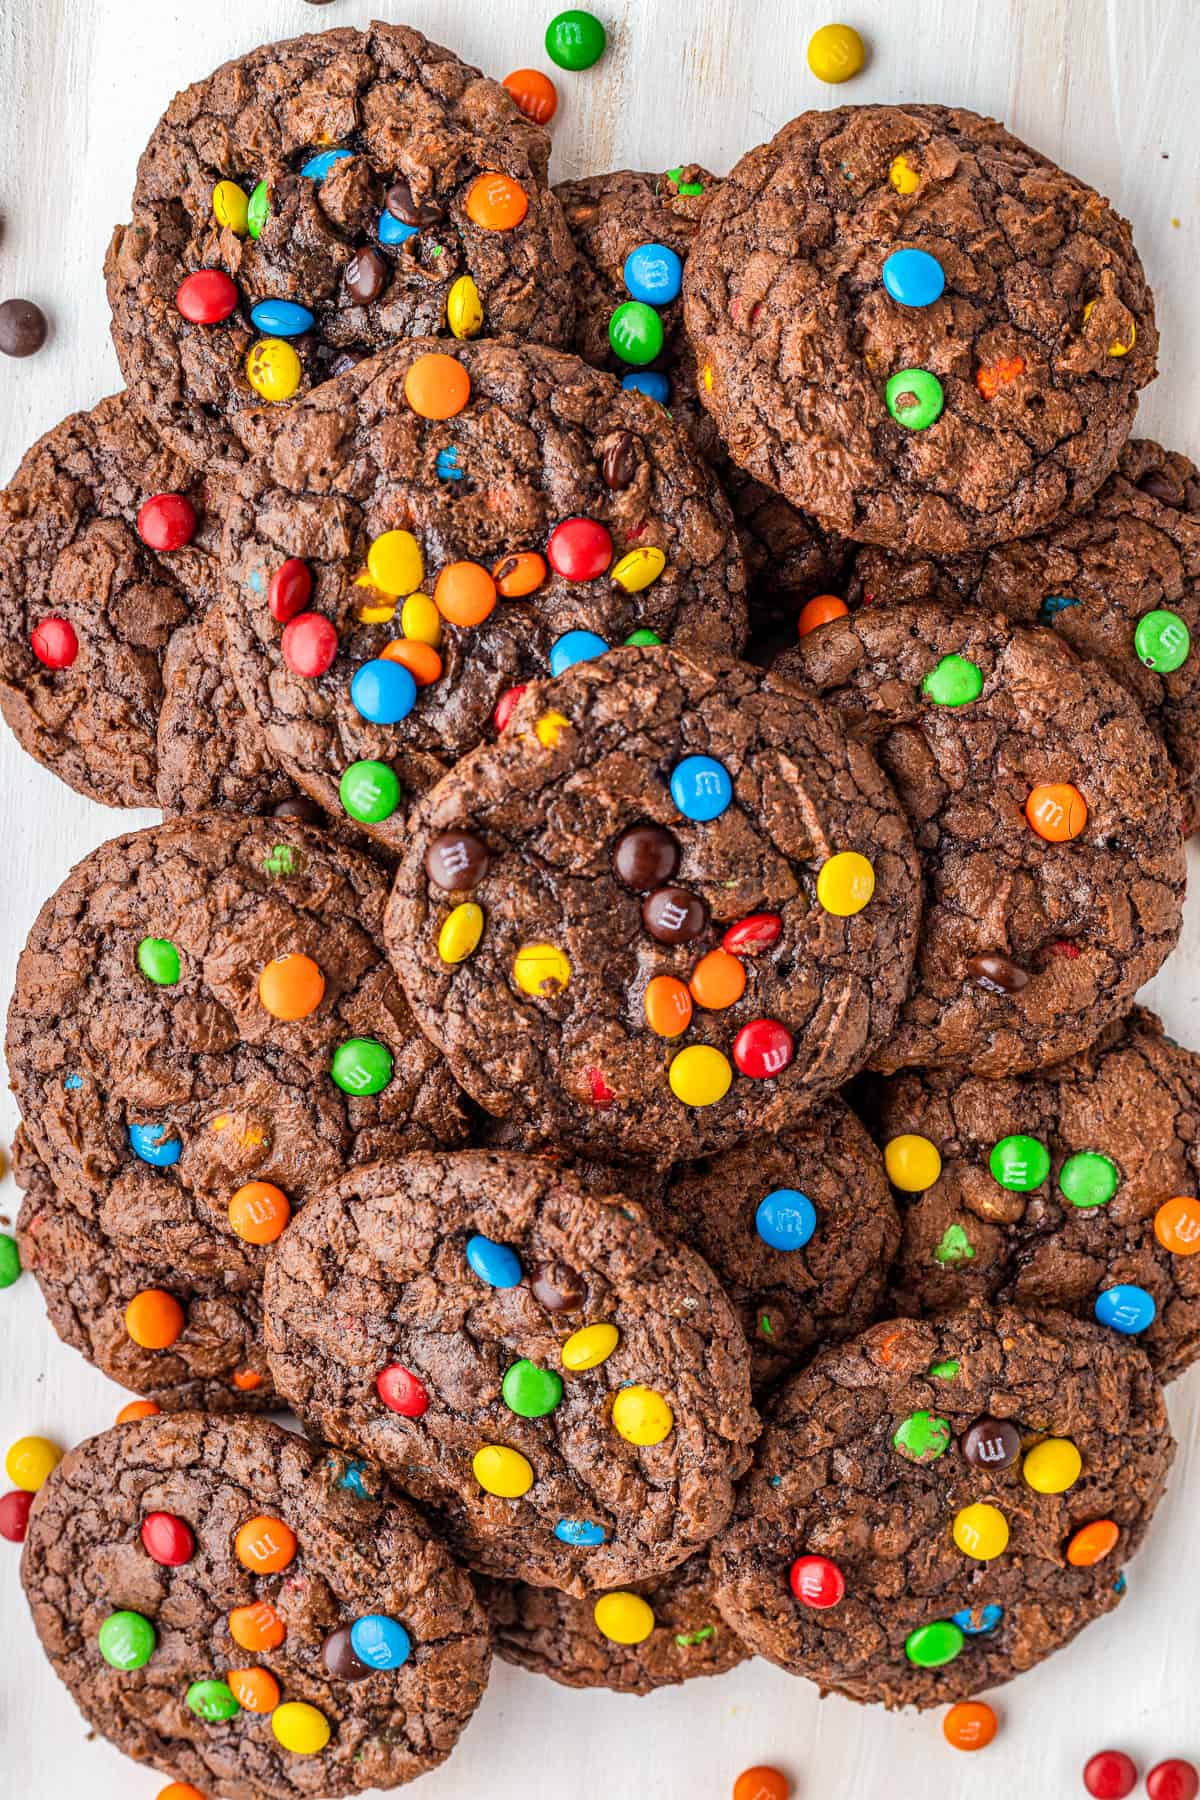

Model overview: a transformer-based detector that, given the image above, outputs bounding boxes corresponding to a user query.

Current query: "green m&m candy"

[667,166,706,198]
[609,301,664,367]
[0,1233,21,1289]
[187,1678,240,1722]
[885,368,944,430]
[248,180,271,240]
[545,9,607,70]
[502,1358,564,1419]
[1059,1150,1119,1209]
[137,936,181,986]
[98,1610,156,1670]
[989,1134,1050,1192]
[892,1409,951,1464]
[339,759,401,824]
[331,1037,394,1096]
[905,1619,964,1668]
[625,629,662,646]
[1134,607,1190,673]
[921,653,983,707]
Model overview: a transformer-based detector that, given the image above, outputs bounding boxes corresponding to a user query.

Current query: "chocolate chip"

[966,952,1029,995]
[529,1260,587,1313]
[961,1417,1022,1470]
[345,248,388,306]
[614,825,680,891]
[272,797,325,826]
[321,1626,372,1680]
[385,181,442,227]
[0,299,47,358]
[601,432,639,490]
[642,886,707,944]
[425,831,489,891]
[1138,468,1183,507]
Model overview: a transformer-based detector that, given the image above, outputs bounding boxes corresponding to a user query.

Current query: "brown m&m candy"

[642,887,707,944]
[0,298,48,357]
[345,248,389,306]
[614,825,679,890]
[321,1626,372,1682]
[601,432,639,490]
[530,1261,587,1313]
[425,831,489,890]
[967,952,1029,995]
[961,1417,1022,1469]
[385,180,443,226]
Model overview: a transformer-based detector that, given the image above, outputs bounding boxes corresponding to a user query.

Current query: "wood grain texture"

[1,1,1198,1795]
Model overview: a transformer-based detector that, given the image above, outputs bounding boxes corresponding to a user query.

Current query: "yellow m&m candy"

[807,23,866,83]
[890,154,920,195]
[447,274,484,340]
[473,1444,534,1498]
[668,1044,733,1108]
[246,338,301,403]
[5,1434,62,1492]
[594,1591,655,1645]
[817,850,875,916]
[884,1134,942,1193]
[534,711,569,748]
[438,903,484,965]
[612,1385,673,1446]
[212,180,250,235]
[272,1702,331,1756]
[611,547,666,594]
[401,593,441,646]
[561,1323,619,1371]
[1023,1437,1082,1494]
[367,530,424,599]
[513,943,571,996]
[952,1502,1010,1561]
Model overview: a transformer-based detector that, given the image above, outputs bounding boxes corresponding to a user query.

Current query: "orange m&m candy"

[943,1700,997,1750]
[235,1514,297,1574]
[466,172,529,231]
[503,68,558,124]
[689,948,747,1011]
[1025,782,1087,842]
[382,639,443,686]
[229,1181,291,1245]
[1067,1518,1120,1565]
[1155,1195,1200,1255]
[733,1767,790,1800]
[493,551,547,598]
[644,975,693,1039]
[258,952,324,1021]
[229,1666,281,1713]
[229,1600,286,1653]
[125,1288,185,1349]
[435,561,497,627]
[116,1400,160,1424]
[796,594,849,637]
[404,352,470,421]
[232,1369,264,1392]
[159,1786,207,1800]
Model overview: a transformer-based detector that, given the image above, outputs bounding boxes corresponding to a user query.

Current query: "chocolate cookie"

[685,105,1157,555]
[657,1097,899,1390]
[476,1550,747,1694]
[0,391,215,807]
[263,1150,759,1594]
[6,814,469,1223]
[708,1302,1173,1708]
[219,338,748,852]
[778,604,1185,1075]
[872,1008,1200,1383]
[105,22,577,470]
[385,646,922,1162]
[849,439,1200,831]
[22,1413,490,1798]
[14,1129,274,1409]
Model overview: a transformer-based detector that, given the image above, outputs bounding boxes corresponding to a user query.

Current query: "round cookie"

[14,1129,273,1409]
[685,105,1157,555]
[22,1413,490,1798]
[263,1150,759,1595]
[849,439,1200,832]
[873,1007,1200,1384]
[219,338,748,852]
[0,391,215,807]
[385,646,922,1162]
[476,1550,747,1694]
[657,1097,899,1391]
[777,603,1186,1076]
[6,814,469,1219]
[104,21,578,470]
[708,1301,1173,1708]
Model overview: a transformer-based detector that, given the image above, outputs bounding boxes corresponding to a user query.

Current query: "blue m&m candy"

[1095,1284,1156,1335]
[549,630,608,676]
[250,299,315,338]
[465,1233,522,1288]
[350,658,417,724]
[881,248,945,308]
[350,1614,412,1670]
[555,1518,607,1546]
[952,1603,1003,1636]
[128,1122,182,1167]
[755,1188,817,1251]
[301,149,353,181]
[622,370,670,404]
[623,242,683,305]
[670,754,733,821]
[380,211,418,247]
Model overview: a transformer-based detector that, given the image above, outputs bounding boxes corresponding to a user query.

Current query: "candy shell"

[611,1385,673,1446]
[272,1701,331,1755]
[593,1591,654,1645]
[250,299,315,338]
[473,1444,534,1498]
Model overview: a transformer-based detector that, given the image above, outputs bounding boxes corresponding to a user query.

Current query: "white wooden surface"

[1,1,1199,1795]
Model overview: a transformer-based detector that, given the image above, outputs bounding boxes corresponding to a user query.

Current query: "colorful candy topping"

[426,831,489,890]
[466,173,529,231]
[892,1410,951,1463]
[330,1037,393,1095]
[755,1189,816,1251]
[116,1400,161,1425]
[1022,1437,1082,1494]
[612,1385,674,1445]
[1025,782,1087,842]
[300,149,352,182]
[556,1518,606,1545]
[943,1701,998,1752]
[882,248,945,308]
[98,1610,156,1670]
[248,181,270,239]
[922,653,983,707]
[125,1288,184,1349]
[466,1233,523,1288]
[502,1359,563,1418]
[546,9,607,70]
[138,492,197,552]
[235,1514,296,1573]
[989,1133,1050,1190]
[1154,1196,1200,1254]
[228,1601,285,1653]
[438,901,485,964]
[961,1417,1021,1469]
[723,912,782,955]
[615,824,680,888]
[512,942,571,996]
[609,300,665,365]
[976,354,1025,399]
[624,243,683,305]
[137,936,181,986]
[886,368,943,429]
[1067,1519,1120,1565]
[816,849,875,915]
[952,1501,1009,1560]
[1095,1283,1156,1335]
[644,974,693,1037]
[281,612,338,678]
[473,1444,534,1497]
[952,1602,1002,1634]
[884,1134,942,1192]
[249,300,313,338]
[890,154,920,195]
[376,1363,430,1418]
[212,180,250,234]
[561,1325,619,1374]
[594,1590,654,1644]
[228,1668,280,1713]
[689,948,746,1010]
[268,559,312,623]
[339,760,401,824]
[30,616,78,669]
[905,1619,964,1667]
[796,594,848,637]
[1135,608,1190,672]
[176,269,238,325]
[228,1181,291,1245]
[611,546,666,592]
[494,551,547,597]
[547,516,613,581]
[934,1223,975,1264]
[670,754,733,821]
[1060,1150,1118,1208]
[272,1702,331,1756]
[258,953,324,1022]
[807,22,866,81]
[1083,1752,1139,1799]
[140,1511,195,1566]
[351,657,417,723]
[550,629,609,675]
[435,561,497,627]
[789,1554,845,1609]
[732,1018,793,1079]
[246,338,302,402]
[350,1614,412,1670]
[187,1679,240,1722]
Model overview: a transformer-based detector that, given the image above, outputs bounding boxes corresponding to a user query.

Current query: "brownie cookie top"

[6,814,468,1220]
[657,1097,899,1391]
[0,391,216,808]
[778,604,1186,1076]
[263,1151,759,1595]
[685,105,1157,555]
[15,1129,273,1410]
[385,647,921,1162]
[708,1302,1173,1709]
[22,1413,490,1799]
[219,338,747,854]
[872,1008,1200,1384]
[476,1549,747,1694]
[850,439,1200,832]
[104,22,577,470]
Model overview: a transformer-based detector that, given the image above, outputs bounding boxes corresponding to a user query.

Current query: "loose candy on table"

[0,297,48,356]
[159,1787,208,1800]
[807,22,866,81]
[0,1489,33,1542]
[546,9,607,70]
[340,759,401,824]
[1147,1763,1200,1800]
[1083,1753,1139,1799]
[117,1401,161,1425]
[503,68,558,124]
[733,1769,790,1800]
[942,1701,997,1751]
[0,1233,22,1289]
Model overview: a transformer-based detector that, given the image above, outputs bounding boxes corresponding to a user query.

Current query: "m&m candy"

[1083,1751,1139,1798]
[447,274,484,340]
[0,1233,19,1290]
[886,369,943,429]
[816,850,874,915]
[922,652,982,707]
[905,1620,964,1667]
[611,1385,673,1446]
[30,616,78,669]
[376,1363,430,1417]
[624,243,684,305]
[555,1518,606,1546]
[300,149,352,181]
[594,1591,654,1644]
[952,1501,1009,1560]
[670,754,733,821]
[612,546,666,593]
[176,270,238,325]
[228,1668,280,1714]
[547,516,613,580]
[351,657,417,723]
[5,1435,60,1492]
[228,1601,285,1653]
[330,1037,394,1095]
[943,1701,997,1751]
[733,1019,794,1079]
[272,1701,331,1755]
[502,1359,563,1419]
[268,558,312,623]
[138,492,196,552]
[250,299,314,338]
[140,1511,194,1567]
[503,68,558,124]
[689,948,746,1010]
[1135,608,1191,672]
[246,338,302,402]
[340,760,401,824]
[435,562,497,627]
[466,1234,523,1288]
[882,248,946,309]
[622,369,670,403]
[405,353,471,420]
[644,974,693,1037]
[1025,782,1087,842]
[561,1323,619,1370]
[669,1045,732,1106]
[473,1444,534,1497]
[989,1133,1050,1190]
[212,180,249,234]
[807,22,866,81]
[755,1189,816,1251]
[438,902,485,964]
[99,1610,156,1670]
[550,630,608,675]
[116,1401,160,1425]
[1155,1195,1200,1254]
[609,300,664,366]
[125,1288,184,1349]
[0,1489,33,1542]
[1095,1284,1156,1334]
[465,174,528,231]
[512,942,571,995]
[1022,1436,1082,1493]
[494,551,547,597]
[796,594,848,637]
[546,9,607,70]
[733,1771,789,1800]
[228,1181,291,1245]
[723,913,782,955]
[137,936,180,986]
[379,211,417,248]
[235,1514,296,1573]
[282,612,338,679]
[350,1614,412,1670]
[893,1410,951,1463]
[1059,1151,1118,1208]
[884,1134,942,1191]
[258,953,324,1021]
[247,180,271,238]
[1067,1519,1120,1565]
[789,1554,844,1609]
[187,1679,240,1722]
[1146,1762,1200,1800]
[128,1122,182,1166]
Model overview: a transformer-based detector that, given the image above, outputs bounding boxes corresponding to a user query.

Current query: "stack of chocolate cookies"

[4,22,1197,1797]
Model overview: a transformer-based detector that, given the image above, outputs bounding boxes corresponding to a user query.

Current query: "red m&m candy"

[31,616,78,670]
[138,492,197,552]
[268,558,312,624]
[1083,1751,1138,1798]
[176,269,239,325]
[789,1553,844,1609]
[281,613,338,678]
[547,517,613,582]
[723,913,782,956]
[1148,1763,1200,1800]
[0,1489,33,1543]
[140,1510,195,1567]
[733,1018,794,1079]
[494,685,527,733]
[376,1363,430,1418]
